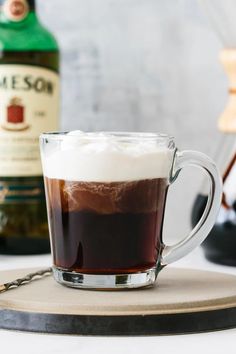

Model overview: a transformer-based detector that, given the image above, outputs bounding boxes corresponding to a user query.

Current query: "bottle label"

[0,65,59,176]
[2,0,29,22]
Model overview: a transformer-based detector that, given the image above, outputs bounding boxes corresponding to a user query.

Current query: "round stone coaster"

[1,267,236,335]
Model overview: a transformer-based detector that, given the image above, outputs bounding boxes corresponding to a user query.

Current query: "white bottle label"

[0,65,59,176]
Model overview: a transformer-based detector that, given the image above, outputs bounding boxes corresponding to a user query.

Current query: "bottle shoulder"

[0,19,59,51]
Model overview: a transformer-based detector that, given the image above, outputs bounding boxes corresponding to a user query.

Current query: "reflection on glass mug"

[40,131,222,289]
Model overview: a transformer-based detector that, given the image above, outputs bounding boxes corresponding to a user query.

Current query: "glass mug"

[40,131,222,289]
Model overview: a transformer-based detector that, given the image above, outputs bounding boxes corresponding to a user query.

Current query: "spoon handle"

[0,267,52,293]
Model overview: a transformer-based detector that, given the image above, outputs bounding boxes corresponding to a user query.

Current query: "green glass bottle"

[0,0,60,254]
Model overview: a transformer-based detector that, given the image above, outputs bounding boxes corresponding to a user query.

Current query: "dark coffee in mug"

[40,131,221,289]
[43,131,173,275]
[45,177,168,273]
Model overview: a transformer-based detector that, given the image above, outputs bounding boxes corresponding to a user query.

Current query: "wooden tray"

[1,267,236,335]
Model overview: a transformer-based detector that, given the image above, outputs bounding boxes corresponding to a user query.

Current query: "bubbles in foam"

[42,131,174,182]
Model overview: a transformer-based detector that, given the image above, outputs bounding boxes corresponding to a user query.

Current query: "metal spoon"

[0,267,52,293]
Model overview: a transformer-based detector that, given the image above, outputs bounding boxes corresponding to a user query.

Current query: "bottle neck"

[0,0,36,26]
[26,0,35,10]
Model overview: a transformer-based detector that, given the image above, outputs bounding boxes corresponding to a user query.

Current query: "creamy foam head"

[42,131,175,182]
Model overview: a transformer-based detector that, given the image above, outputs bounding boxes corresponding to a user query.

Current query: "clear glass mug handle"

[161,150,222,266]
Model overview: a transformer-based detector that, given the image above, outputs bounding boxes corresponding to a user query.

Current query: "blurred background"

[37,0,226,244]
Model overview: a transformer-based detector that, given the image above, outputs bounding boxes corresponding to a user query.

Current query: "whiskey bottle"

[0,0,59,254]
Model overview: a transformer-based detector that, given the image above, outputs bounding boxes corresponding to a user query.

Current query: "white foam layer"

[42,131,174,182]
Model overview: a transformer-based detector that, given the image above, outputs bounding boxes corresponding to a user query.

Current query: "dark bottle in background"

[192,136,236,265]
[0,0,60,254]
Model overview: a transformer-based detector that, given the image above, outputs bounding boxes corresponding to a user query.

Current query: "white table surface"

[1,247,236,354]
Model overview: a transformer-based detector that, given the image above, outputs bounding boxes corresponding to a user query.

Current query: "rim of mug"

[40,131,175,144]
